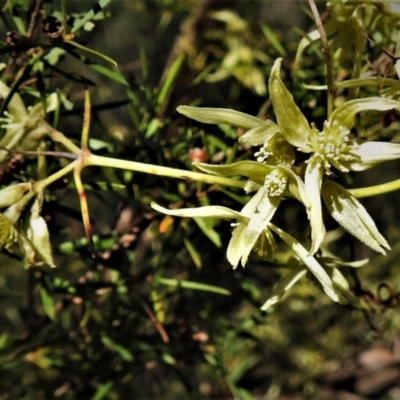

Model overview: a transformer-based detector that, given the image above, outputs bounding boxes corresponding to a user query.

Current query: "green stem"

[36,160,77,191]
[349,178,400,198]
[87,154,245,189]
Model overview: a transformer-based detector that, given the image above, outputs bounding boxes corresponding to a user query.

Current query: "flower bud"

[0,182,30,208]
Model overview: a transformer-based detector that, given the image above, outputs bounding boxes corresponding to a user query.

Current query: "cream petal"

[239,121,280,146]
[269,58,314,149]
[269,224,341,303]
[261,267,307,311]
[283,166,311,208]
[321,181,390,254]
[330,268,360,307]
[304,162,326,255]
[194,161,274,186]
[345,141,400,171]
[151,203,243,220]
[236,193,281,267]
[177,106,263,129]
[329,97,400,131]
[227,222,248,269]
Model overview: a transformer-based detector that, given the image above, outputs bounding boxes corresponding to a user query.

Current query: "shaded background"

[1,1,400,399]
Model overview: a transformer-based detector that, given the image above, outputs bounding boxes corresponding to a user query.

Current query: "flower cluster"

[152,58,400,309]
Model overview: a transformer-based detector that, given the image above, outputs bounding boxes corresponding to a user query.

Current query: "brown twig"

[308,0,334,116]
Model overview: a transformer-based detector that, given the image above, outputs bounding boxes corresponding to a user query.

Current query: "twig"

[0,146,78,159]
[308,0,334,117]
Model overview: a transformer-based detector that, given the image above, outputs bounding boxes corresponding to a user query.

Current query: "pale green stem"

[81,90,91,150]
[86,154,245,189]
[349,178,400,198]
[35,160,77,192]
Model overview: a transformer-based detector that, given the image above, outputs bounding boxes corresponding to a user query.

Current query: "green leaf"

[156,54,185,111]
[92,381,114,400]
[101,335,133,361]
[260,23,286,56]
[66,40,118,67]
[193,217,222,247]
[40,288,56,320]
[183,237,202,268]
[155,277,231,296]
[87,63,128,85]
[71,0,113,33]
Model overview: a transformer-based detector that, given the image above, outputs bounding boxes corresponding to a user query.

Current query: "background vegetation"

[1,0,400,399]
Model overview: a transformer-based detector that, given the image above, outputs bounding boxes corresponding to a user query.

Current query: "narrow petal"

[321,181,390,254]
[319,257,369,268]
[269,58,313,149]
[305,162,326,255]
[194,161,273,186]
[344,141,400,171]
[295,28,321,65]
[228,190,281,268]
[331,268,360,307]
[261,267,307,311]
[329,98,400,131]
[177,106,263,129]
[151,203,243,220]
[227,221,249,268]
[239,120,280,146]
[283,166,311,208]
[269,223,341,303]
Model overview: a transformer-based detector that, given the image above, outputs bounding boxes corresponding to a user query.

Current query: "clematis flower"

[269,58,400,255]
[152,159,309,268]
[152,191,276,269]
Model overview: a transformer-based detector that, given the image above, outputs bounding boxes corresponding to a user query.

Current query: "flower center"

[254,133,294,164]
[264,168,288,197]
[308,122,358,173]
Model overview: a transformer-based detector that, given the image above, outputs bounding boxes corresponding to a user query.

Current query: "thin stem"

[36,160,77,192]
[308,0,334,116]
[81,89,91,150]
[0,146,78,159]
[349,178,400,198]
[86,154,245,189]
